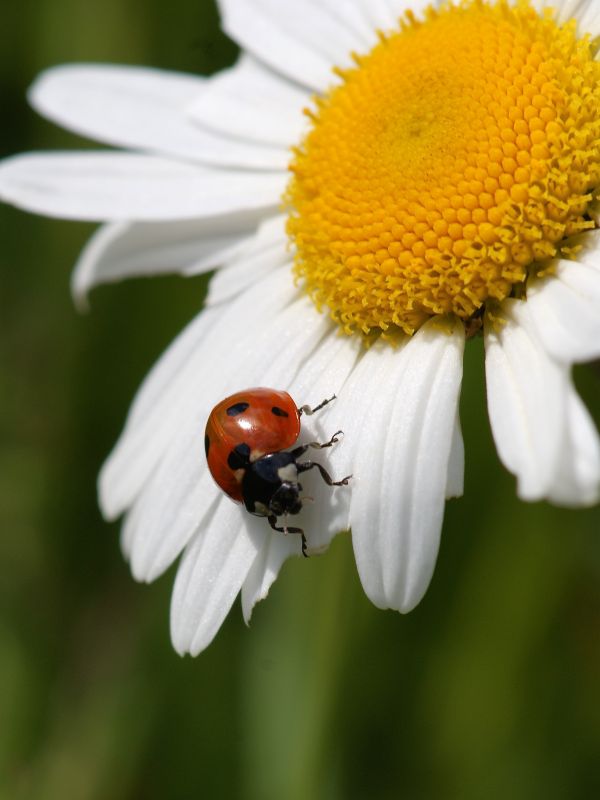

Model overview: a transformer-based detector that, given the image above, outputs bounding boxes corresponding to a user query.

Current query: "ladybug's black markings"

[205,388,351,558]
[226,402,250,416]
[204,434,210,457]
[240,431,349,556]
[227,442,251,470]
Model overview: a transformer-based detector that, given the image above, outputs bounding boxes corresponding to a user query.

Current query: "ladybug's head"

[269,481,303,517]
[242,451,304,518]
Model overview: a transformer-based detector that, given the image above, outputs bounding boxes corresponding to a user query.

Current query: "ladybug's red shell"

[205,388,301,503]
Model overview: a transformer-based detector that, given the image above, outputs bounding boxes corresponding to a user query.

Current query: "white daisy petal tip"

[304,542,329,558]
[241,532,302,626]
[349,319,465,614]
[69,222,130,311]
[484,297,600,507]
[97,464,119,523]
[170,508,264,657]
[0,154,34,213]
[71,282,90,314]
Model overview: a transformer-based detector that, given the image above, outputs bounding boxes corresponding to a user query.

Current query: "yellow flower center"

[286,0,600,337]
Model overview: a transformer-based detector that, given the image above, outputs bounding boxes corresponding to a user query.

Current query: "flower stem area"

[1,2,599,799]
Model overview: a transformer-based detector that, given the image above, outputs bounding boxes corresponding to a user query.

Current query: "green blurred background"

[1,2,599,798]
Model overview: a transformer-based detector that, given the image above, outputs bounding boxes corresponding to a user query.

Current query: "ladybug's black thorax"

[241,451,302,518]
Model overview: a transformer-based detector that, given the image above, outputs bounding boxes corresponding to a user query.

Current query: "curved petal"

[218,0,346,92]
[101,301,224,525]
[517,0,600,31]
[576,0,600,36]
[241,533,300,624]
[187,55,310,148]
[100,266,298,522]
[552,0,587,17]
[527,260,600,364]
[170,500,264,656]
[29,64,288,170]
[71,210,265,307]
[205,214,289,306]
[484,299,566,501]
[312,342,400,552]
[312,0,382,43]
[356,0,436,30]
[349,318,465,612]
[120,294,330,583]
[0,152,285,222]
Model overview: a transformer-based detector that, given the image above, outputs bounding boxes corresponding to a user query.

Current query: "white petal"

[30,64,288,169]
[527,260,600,364]
[205,214,289,305]
[121,293,329,583]
[313,0,382,44]
[577,228,600,265]
[349,318,465,612]
[241,532,299,624]
[536,0,585,24]
[0,152,285,221]
[102,301,225,526]
[187,55,310,148]
[170,500,264,656]
[283,331,362,552]
[525,0,600,32]
[357,0,435,30]
[100,266,298,522]
[307,342,396,547]
[320,347,391,479]
[546,381,600,506]
[218,0,344,91]
[576,0,600,36]
[484,299,567,501]
[71,210,265,307]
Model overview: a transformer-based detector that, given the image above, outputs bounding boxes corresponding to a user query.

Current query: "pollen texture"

[286,0,600,336]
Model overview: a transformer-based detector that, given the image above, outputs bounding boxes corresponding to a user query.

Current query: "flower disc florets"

[286,0,600,336]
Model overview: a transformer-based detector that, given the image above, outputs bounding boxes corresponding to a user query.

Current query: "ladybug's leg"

[298,395,336,417]
[308,430,343,449]
[289,431,343,460]
[296,461,352,487]
[267,515,308,558]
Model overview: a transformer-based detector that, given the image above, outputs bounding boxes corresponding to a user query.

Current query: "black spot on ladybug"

[226,402,249,416]
[227,442,251,470]
[204,434,210,456]
[271,406,289,417]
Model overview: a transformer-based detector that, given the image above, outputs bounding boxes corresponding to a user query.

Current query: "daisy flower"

[1,0,600,656]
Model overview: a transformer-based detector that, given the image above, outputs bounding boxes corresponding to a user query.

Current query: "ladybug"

[204,388,351,556]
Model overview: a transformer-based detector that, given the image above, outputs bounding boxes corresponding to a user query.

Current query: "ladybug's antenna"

[298,394,336,416]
